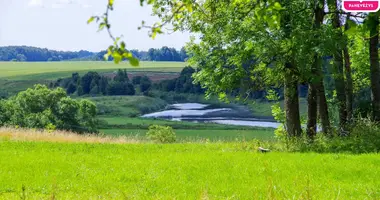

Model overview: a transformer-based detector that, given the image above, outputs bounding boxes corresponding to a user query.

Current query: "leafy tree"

[78,99,98,133]
[367,12,380,121]
[0,100,12,126]
[180,47,188,61]
[114,69,130,82]
[81,71,101,94]
[77,85,84,96]
[132,76,142,84]
[99,76,109,95]
[0,85,98,133]
[66,82,77,94]
[140,76,152,93]
[107,82,135,96]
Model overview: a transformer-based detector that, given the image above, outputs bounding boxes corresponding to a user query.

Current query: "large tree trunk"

[317,78,331,134]
[281,1,302,137]
[343,46,353,122]
[315,2,331,134]
[369,13,380,121]
[344,15,353,122]
[332,1,347,130]
[284,65,302,137]
[307,3,324,138]
[307,63,318,137]
[307,2,331,136]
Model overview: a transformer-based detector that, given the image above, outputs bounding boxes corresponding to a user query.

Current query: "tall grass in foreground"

[0,127,142,144]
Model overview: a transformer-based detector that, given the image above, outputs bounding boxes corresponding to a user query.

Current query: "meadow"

[0,61,185,79]
[0,140,379,199]
[0,61,183,96]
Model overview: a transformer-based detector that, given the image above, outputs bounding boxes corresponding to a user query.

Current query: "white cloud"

[80,4,92,8]
[28,0,43,7]
[51,0,92,9]
[28,0,91,9]
[56,0,74,4]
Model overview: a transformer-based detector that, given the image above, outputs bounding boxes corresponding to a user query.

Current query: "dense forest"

[0,46,188,62]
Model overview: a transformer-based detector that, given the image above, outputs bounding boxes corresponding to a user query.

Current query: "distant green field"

[0,141,379,199]
[0,61,186,79]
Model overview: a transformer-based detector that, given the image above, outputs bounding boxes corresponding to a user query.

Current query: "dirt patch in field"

[102,71,179,83]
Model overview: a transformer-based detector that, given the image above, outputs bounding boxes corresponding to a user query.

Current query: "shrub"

[140,76,152,93]
[274,117,380,154]
[1,85,98,134]
[107,82,135,96]
[146,125,176,143]
[132,76,142,84]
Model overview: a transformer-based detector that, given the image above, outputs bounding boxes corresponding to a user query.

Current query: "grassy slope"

[87,96,168,117]
[0,141,378,199]
[0,61,185,79]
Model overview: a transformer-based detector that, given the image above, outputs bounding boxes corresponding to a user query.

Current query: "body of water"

[142,103,281,129]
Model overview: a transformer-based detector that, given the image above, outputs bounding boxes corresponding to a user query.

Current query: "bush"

[132,76,142,84]
[146,125,176,143]
[107,82,135,96]
[140,76,152,93]
[274,117,380,153]
[0,85,98,134]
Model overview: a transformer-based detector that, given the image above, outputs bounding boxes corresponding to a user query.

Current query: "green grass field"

[0,61,185,79]
[100,128,274,141]
[88,96,168,117]
[0,141,378,199]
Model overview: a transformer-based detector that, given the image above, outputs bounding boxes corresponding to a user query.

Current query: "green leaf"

[103,53,109,61]
[87,16,95,24]
[113,52,122,64]
[152,31,157,39]
[98,23,106,32]
[122,52,133,58]
[120,41,126,50]
[272,2,283,10]
[345,19,358,35]
[186,4,193,12]
[129,57,139,66]
[218,92,227,100]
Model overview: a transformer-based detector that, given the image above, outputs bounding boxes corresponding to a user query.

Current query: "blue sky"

[0,0,190,51]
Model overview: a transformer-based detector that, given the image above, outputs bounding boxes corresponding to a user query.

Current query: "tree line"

[51,69,139,96]
[51,66,206,97]
[0,46,188,62]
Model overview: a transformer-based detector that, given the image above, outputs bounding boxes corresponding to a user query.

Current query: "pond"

[142,103,281,129]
